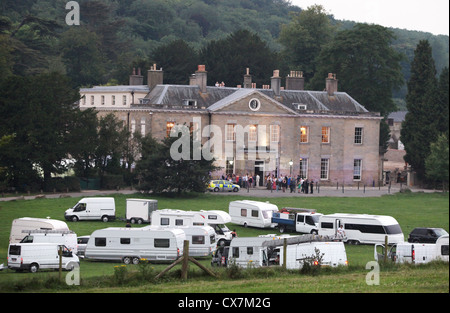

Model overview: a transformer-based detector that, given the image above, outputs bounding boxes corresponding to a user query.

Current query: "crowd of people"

[219,173,315,194]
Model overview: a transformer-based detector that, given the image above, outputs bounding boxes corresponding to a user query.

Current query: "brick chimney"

[147,64,163,91]
[243,67,252,88]
[129,67,144,85]
[326,73,338,96]
[285,71,304,91]
[195,65,208,93]
[271,69,281,96]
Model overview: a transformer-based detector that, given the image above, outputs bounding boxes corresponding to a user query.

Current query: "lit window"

[226,124,236,141]
[321,127,330,143]
[300,126,308,143]
[166,122,175,137]
[249,125,257,142]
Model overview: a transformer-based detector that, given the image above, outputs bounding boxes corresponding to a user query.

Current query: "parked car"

[407,227,448,243]
[208,180,240,192]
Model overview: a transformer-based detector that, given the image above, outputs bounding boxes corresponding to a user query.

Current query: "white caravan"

[228,235,347,269]
[85,227,185,264]
[9,217,69,243]
[20,230,78,254]
[126,199,158,224]
[375,235,449,264]
[7,243,79,273]
[319,213,404,245]
[64,197,116,222]
[229,200,279,228]
[151,209,232,246]
[144,225,216,257]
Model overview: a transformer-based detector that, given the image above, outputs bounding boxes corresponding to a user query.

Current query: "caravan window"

[210,235,216,244]
[262,211,269,219]
[175,219,183,226]
[154,239,170,248]
[192,236,205,245]
[208,215,217,220]
[120,238,131,244]
[441,245,449,256]
[241,209,247,217]
[346,224,385,234]
[95,238,106,246]
[232,247,239,258]
[160,218,169,226]
[247,247,253,255]
[321,222,333,229]
[251,210,258,217]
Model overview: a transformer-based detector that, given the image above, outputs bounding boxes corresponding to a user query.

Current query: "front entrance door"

[255,161,264,186]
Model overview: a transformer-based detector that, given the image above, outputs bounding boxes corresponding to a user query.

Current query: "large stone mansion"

[79,65,382,186]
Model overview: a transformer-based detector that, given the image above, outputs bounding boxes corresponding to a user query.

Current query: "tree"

[425,134,449,191]
[311,23,404,117]
[401,40,439,181]
[136,129,219,195]
[279,5,334,82]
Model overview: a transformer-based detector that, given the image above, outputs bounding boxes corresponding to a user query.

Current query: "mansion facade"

[80,65,383,186]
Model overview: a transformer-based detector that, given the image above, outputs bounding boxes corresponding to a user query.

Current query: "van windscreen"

[384,224,403,234]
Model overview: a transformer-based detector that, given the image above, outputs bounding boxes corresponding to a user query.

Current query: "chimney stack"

[326,73,338,96]
[243,68,252,88]
[271,70,281,96]
[129,67,144,85]
[193,65,207,93]
[285,71,304,91]
[147,64,163,91]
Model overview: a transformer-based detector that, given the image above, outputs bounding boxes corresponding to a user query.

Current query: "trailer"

[272,208,323,234]
[126,199,158,224]
[229,200,278,228]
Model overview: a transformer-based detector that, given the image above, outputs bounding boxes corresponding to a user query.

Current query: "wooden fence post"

[181,240,189,280]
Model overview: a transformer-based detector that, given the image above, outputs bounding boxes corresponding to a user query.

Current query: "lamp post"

[289,159,293,176]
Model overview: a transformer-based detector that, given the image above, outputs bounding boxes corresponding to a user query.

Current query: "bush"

[101,175,124,190]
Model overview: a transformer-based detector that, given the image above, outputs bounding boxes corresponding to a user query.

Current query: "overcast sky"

[290,0,449,36]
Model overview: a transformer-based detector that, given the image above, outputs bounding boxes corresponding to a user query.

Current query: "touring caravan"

[375,235,449,264]
[144,225,216,257]
[20,230,78,254]
[7,243,79,273]
[151,209,232,246]
[126,199,158,224]
[84,227,185,264]
[229,200,278,228]
[228,235,347,269]
[318,213,404,245]
[64,197,115,222]
[9,217,70,243]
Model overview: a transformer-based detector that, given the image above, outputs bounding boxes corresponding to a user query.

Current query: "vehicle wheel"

[214,187,219,192]
[311,230,318,235]
[137,219,143,224]
[233,187,239,192]
[71,216,78,222]
[243,222,248,228]
[123,256,132,264]
[279,226,285,233]
[101,215,109,222]
[130,218,136,224]
[218,239,225,247]
[132,257,140,265]
[29,263,39,273]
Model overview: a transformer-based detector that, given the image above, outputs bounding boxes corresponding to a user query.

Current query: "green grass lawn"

[0,192,448,293]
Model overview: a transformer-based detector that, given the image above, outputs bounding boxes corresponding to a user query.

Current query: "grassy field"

[0,192,448,293]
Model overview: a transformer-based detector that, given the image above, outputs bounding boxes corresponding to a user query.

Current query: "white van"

[7,243,79,273]
[229,200,278,228]
[9,217,70,243]
[20,230,78,254]
[85,227,185,264]
[151,209,232,246]
[319,213,404,245]
[65,197,116,222]
[228,235,347,269]
[126,199,158,224]
[144,225,216,257]
[375,235,449,264]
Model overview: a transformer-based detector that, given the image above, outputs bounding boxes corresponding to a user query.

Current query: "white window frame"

[320,158,329,180]
[321,126,330,143]
[270,125,280,143]
[353,159,362,181]
[226,124,236,142]
[299,158,308,179]
[249,125,257,142]
[354,127,363,144]
[300,126,309,143]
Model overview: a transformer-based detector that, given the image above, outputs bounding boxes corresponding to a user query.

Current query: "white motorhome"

[151,209,232,246]
[9,217,69,243]
[375,235,449,264]
[228,235,347,269]
[65,197,116,222]
[7,243,79,273]
[144,225,216,257]
[20,230,78,254]
[319,213,404,245]
[126,199,158,224]
[229,200,278,228]
[85,227,185,264]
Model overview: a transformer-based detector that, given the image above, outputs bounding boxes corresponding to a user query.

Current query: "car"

[407,227,448,243]
[208,180,240,192]
[76,235,90,257]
